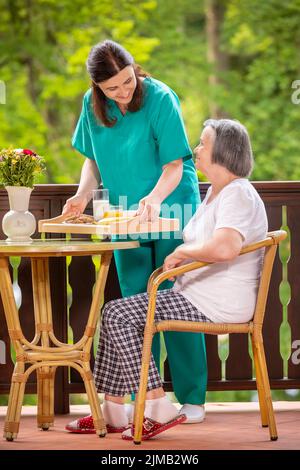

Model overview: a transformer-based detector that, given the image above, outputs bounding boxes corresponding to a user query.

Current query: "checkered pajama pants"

[93,289,211,396]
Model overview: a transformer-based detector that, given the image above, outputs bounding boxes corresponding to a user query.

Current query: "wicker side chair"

[132,230,287,444]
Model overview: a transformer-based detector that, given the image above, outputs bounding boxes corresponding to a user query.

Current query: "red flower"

[22,149,36,156]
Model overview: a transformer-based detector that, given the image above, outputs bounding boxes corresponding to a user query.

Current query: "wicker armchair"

[132,230,287,444]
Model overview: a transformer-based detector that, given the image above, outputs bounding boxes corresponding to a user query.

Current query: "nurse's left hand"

[136,194,161,222]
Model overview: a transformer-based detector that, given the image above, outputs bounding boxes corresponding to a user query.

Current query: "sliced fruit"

[103,211,123,218]
[96,216,134,225]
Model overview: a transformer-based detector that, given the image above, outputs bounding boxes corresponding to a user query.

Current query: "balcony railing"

[0,182,299,414]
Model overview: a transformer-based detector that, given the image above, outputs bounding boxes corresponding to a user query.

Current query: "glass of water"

[92,189,110,221]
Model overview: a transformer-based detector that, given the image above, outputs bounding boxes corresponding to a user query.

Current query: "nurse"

[63,40,207,431]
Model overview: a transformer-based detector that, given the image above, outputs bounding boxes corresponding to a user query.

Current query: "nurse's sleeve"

[151,91,192,167]
[71,98,95,160]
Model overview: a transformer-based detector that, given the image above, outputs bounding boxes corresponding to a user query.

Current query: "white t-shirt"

[173,178,268,323]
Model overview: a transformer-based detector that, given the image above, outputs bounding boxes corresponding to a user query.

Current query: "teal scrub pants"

[114,237,207,405]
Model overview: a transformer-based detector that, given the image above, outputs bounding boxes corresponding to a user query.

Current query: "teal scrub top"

[72,77,200,214]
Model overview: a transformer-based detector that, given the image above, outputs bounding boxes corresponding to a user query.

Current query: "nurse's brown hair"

[86,40,149,127]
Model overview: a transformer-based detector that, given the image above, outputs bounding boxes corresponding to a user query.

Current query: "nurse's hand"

[136,194,161,222]
[62,192,89,218]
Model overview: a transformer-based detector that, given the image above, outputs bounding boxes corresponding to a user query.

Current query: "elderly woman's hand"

[163,246,186,282]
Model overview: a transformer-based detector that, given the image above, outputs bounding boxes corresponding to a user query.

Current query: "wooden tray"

[38,211,180,236]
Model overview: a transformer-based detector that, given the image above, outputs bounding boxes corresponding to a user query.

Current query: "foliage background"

[1,0,300,183]
[0,0,299,404]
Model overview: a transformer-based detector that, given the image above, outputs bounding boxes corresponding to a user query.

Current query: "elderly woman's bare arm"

[163,228,243,273]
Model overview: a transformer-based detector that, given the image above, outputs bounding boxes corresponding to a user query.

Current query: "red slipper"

[65,415,130,434]
[122,414,186,441]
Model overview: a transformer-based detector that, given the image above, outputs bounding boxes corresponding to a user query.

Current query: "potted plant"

[0,148,46,242]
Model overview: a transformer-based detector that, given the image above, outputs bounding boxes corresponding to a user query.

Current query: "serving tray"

[38,211,180,236]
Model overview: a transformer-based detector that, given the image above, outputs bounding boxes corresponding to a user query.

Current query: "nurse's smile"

[97,65,137,105]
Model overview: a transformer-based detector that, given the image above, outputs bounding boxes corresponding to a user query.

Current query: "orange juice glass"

[103,205,123,218]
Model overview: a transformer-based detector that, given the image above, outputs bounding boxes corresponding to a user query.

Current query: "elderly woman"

[67,119,268,440]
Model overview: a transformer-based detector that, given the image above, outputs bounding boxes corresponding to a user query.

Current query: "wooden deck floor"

[0,402,299,450]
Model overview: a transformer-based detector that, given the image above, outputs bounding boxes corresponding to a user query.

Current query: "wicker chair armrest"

[149,230,286,292]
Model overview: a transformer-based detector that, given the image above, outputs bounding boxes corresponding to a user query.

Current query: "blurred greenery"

[1,0,300,182]
[1,0,299,405]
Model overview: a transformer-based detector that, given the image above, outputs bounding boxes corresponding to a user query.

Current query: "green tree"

[218,0,300,179]
[0,0,158,182]
[1,0,300,181]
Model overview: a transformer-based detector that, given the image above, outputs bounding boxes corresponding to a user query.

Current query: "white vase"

[2,186,36,242]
